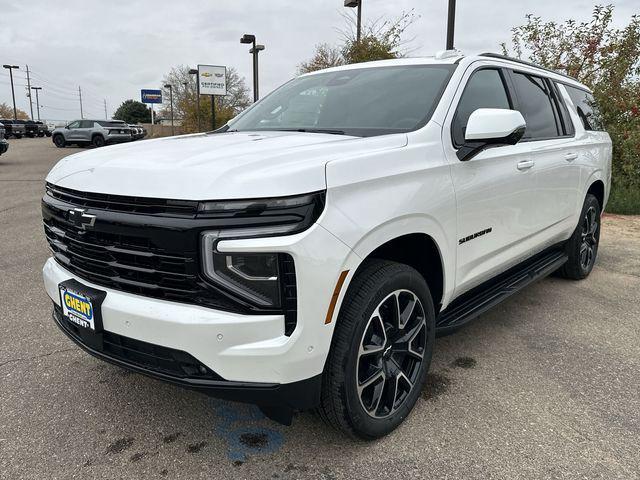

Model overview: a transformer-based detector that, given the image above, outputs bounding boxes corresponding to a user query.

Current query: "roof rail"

[479,52,579,83]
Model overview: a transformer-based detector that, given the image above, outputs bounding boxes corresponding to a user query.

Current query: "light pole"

[31,87,42,121]
[188,68,201,131]
[2,65,20,120]
[240,34,265,102]
[164,83,174,135]
[446,0,456,50]
[344,0,363,43]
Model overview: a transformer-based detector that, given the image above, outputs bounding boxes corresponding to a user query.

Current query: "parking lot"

[1,137,639,479]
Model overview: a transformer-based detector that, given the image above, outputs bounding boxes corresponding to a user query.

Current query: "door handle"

[565,152,578,162]
[517,160,535,171]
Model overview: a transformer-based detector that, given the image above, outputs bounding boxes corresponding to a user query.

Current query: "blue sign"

[141,89,162,104]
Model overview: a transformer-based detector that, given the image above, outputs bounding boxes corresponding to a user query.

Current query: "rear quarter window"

[564,85,604,131]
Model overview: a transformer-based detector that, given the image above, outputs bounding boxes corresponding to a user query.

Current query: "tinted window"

[79,120,94,128]
[565,86,603,131]
[512,72,559,139]
[452,69,511,146]
[67,121,81,128]
[96,121,125,127]
[552,82,575,136]
[230,65,456,137]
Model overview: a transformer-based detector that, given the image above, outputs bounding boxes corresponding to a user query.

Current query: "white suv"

[42,52,611,439]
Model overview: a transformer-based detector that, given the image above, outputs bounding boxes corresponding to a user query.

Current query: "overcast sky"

[1,0,637,121]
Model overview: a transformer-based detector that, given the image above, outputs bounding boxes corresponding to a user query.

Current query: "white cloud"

[1,0,636,120]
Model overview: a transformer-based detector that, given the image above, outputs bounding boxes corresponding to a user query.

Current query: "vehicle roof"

[300,51,589,91]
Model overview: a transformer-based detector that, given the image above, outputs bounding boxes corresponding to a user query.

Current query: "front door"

[443,65,538,296]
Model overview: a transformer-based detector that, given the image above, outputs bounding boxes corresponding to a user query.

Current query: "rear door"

[444,64,539,296]
[507,70,581,242]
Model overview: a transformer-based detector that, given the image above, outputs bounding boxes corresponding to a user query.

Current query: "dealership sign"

[198,65,227,96]
[141,89,163,104]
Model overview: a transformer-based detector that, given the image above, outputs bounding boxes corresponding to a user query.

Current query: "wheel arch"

[587,179,605,211]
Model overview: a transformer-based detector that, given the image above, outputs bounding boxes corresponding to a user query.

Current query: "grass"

[606,183,640,215]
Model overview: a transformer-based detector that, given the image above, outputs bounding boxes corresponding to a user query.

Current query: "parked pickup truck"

[0,122,7,155]
[0,119,26,138]
[42,52,611,439]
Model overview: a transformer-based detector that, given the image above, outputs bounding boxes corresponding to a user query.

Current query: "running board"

[435,249,568,332]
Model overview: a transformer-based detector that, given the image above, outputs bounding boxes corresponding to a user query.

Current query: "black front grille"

[42,184,299,333]
[46,183,199,217]
[53,304,223,380]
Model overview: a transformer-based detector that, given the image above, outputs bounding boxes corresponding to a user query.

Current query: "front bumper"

[43,223,355,397]
[0,140,7,155]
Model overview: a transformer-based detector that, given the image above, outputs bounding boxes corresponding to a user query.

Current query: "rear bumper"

[51,303,321,409]
[106,134,132,144]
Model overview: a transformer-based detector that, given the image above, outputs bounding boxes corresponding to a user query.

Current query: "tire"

[92,135,105,148]
[14,134,22,139]
[317,259,435,439]
[558,193,601,279]
[53,135,66,148]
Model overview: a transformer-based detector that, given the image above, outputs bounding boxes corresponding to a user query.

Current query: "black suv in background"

[0,119,26,138]
[36,121,51,137]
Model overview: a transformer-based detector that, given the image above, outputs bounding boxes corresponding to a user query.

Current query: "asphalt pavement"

[1,137,639,479]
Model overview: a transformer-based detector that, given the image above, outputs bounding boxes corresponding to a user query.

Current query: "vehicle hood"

[46,131,407,199]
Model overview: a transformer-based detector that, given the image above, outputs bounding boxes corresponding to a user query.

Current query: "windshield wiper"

[274,128,346,135]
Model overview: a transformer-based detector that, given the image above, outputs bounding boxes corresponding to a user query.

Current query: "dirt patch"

[422,373,452,400]
[452,356,477,369]
[162,432,181,444]
[239,432,269,449]
[105,437,134,454]
[186,441,207,454]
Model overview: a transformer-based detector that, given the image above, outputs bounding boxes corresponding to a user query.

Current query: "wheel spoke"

[398,292,417,329]
[359,311,386,356]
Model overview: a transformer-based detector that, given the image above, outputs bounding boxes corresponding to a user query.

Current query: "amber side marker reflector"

[325,270,350,324]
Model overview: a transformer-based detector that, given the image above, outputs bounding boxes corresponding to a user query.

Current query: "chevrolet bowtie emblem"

[68,208,96,229]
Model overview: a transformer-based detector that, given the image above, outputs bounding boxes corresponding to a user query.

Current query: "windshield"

[229,64,456,137]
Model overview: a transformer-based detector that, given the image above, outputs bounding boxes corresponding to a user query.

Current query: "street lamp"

[164,83,175,136]
[2,65,20,120]
[240,34,265,102]
[30,87,42,121]
[188,68,201,131]
[344,0,363,44]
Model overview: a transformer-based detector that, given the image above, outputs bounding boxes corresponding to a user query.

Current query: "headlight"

[202,229,289,308]
[199,192,324,307]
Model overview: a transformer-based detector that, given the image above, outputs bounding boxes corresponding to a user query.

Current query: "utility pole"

[103,99,108,119]
[31,87,42,121]
[164,84,175,135]
[2,65,20,120]
[446,0,456,50]
[211,96,216,130]
[78,86,84,119]
[25,65,34,120]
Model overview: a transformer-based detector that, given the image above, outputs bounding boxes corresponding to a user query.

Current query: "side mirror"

[457,108,526,161]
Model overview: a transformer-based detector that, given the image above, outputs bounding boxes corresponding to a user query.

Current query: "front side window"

[565,85,604,131]
[229,65,456,137]
[67,121,81,129]
[511,72,559,140]
[452,69,511,146]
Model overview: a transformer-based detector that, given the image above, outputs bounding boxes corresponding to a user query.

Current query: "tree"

[502,5,640,197]
[160,66,251,133]
[113,100,152,124]
[0,103,29,120]
[298,11,418,74]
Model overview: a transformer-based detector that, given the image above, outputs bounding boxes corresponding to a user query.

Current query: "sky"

[1,0,637,121]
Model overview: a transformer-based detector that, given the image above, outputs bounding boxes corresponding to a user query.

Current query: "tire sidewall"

[53,135,65,148]
[575,195,601,277]
[92,135,105,148]
[341,267,435,439]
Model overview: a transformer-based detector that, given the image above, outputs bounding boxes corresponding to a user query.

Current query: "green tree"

[502,5,640,211]
[298,11,418,74]
[113,100,152,124]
